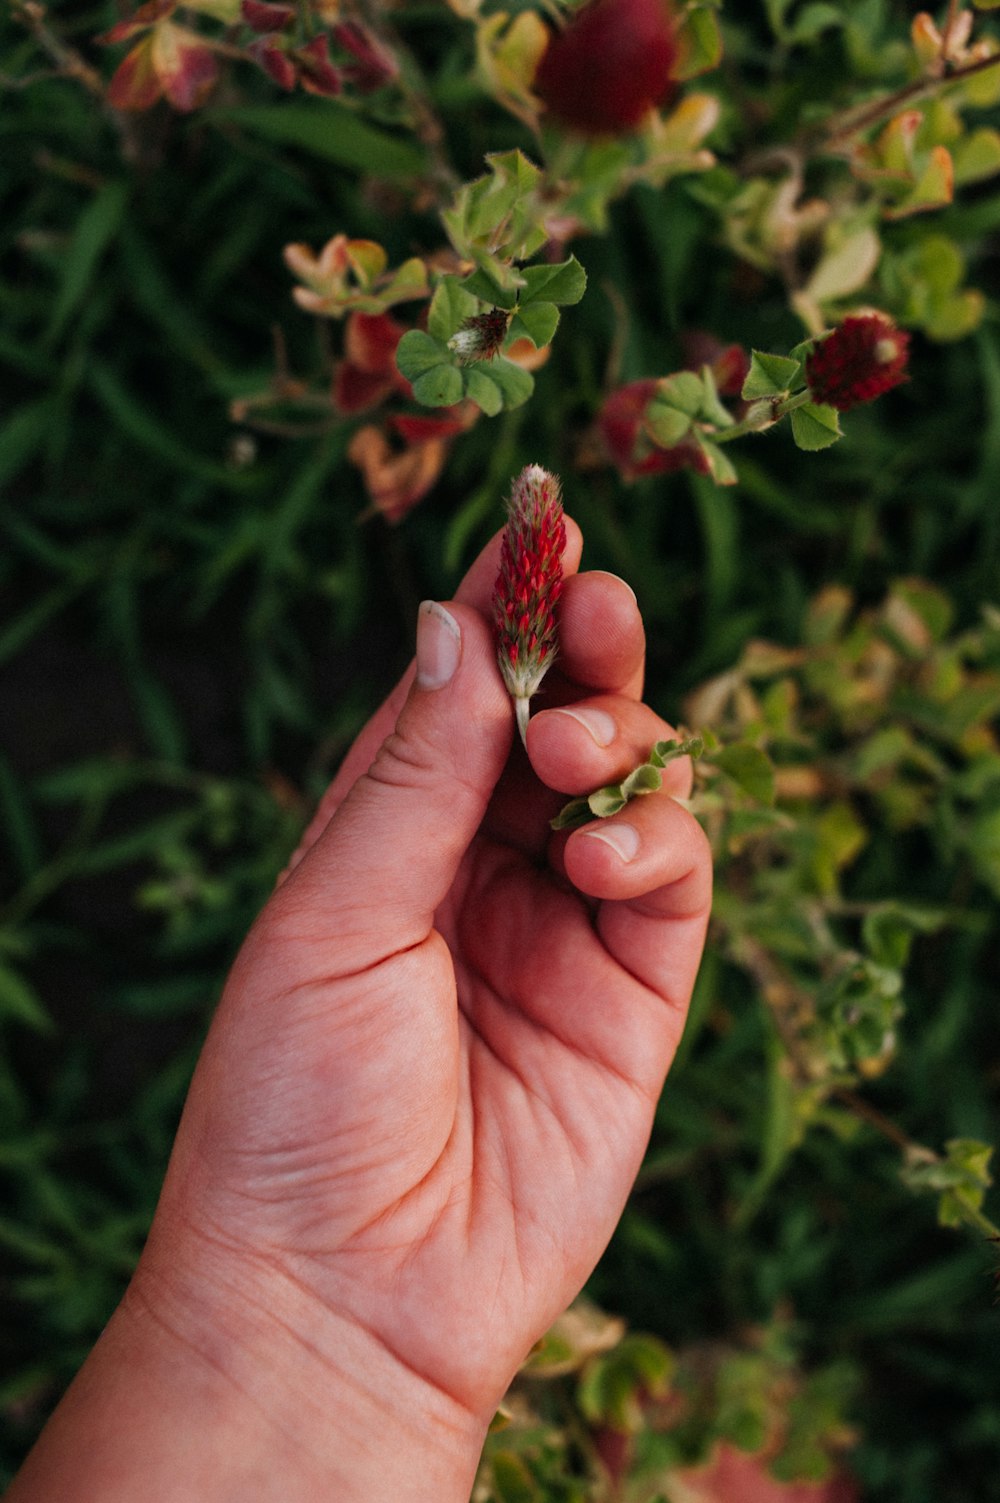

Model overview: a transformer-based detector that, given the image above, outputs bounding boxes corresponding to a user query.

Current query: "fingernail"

[579,822,641,863]
[416,601,461,689]
[589,570,637,605]
[551,705,616,747]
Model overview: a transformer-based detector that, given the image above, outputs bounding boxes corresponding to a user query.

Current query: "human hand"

[9,515,711,1503]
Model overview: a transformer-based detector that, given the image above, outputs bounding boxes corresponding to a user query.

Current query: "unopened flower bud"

[448,307,511,364]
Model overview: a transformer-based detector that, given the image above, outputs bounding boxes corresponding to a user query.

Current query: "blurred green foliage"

[2,1,1000,1498]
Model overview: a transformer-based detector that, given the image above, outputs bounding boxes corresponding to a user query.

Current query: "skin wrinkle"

[456,943,647,1220]
[148,1213,483,1439]
[459,855,655,1085]
[595,912,708,1039]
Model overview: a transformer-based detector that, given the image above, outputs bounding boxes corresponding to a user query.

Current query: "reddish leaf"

[97,0,175,46]
[248,36,297,89]
[333,364,399,416]
[389,412,470,444]
[152,23,220,111]
[671,1442,859,1503]
[680,330,751,397]
[344,311,406,375]
[105,35,163,109]
[332,20,398,92]
[240,0,294,33]
[295,34,342,97]
[348,424,451,523]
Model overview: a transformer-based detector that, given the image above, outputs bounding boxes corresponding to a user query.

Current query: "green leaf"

[674,4,723,79]
[460,267,518,309]
[463,367,504,415]
[649,736,705,767]
[696,364,736,427]
[654,370,705,416]
[550,797,592,831]
[742,350,803,399]
[951,127,1000,188]
[427,279,479,342]
[0,966,53,1033]
[0,400,57,491]
[711,743,776,803]
[622,763,664,798]
[46,180,128,346]
[208,104,426,180]
[518,255,587,306]
[508,301,559,348]
[700,439,739,486]
[491,1451,539,1503]
[550,739,703,830]
[395,329,450,380]
[790,402,842,451]
[804,225,881,302]
[479,357,534,408]
[589,785,629,818]
[902,1139,995,1231]
[787,2,844,44]
[411,364,464,407]
[443,150,546,269]
[645,402,692,446]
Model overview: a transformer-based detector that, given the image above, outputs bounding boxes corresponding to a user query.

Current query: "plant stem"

[515,697,531,749]
[821,48,1000,147]
[711,389,812,446]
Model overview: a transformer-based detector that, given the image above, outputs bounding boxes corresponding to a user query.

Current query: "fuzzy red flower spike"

[493,465,567,747]
[805,313,910,412]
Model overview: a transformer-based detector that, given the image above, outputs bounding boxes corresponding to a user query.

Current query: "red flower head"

[805,314,910,412]
[493,465,567,745]
[534,0,678,136]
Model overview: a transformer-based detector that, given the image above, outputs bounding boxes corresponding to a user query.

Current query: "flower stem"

[711,389,812,445]
[515,696,531,750]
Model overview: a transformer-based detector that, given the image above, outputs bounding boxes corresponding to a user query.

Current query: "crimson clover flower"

[534,0,678,136]
[805,314,911,412]
[493,465,566,746]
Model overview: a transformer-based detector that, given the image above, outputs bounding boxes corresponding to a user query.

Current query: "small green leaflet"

[550,738,704,831]
[790,401,842,451]
[741,349,803,400]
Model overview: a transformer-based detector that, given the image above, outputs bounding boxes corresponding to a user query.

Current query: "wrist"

[134,1222,490,1503]
[11,1220,488,1503]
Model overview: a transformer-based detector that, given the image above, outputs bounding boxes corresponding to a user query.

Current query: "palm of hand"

[160,528,710,1420]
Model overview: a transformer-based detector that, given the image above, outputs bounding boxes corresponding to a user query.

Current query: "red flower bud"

[332,20,398,93]
[248,36,296,90]
[493,465,566,744]
[294,34,342,97]
[805,313,910,412]
[240,0,294,34]
[534,0,678,136]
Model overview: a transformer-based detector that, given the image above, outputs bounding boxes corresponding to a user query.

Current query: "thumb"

[277,600,512,970]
